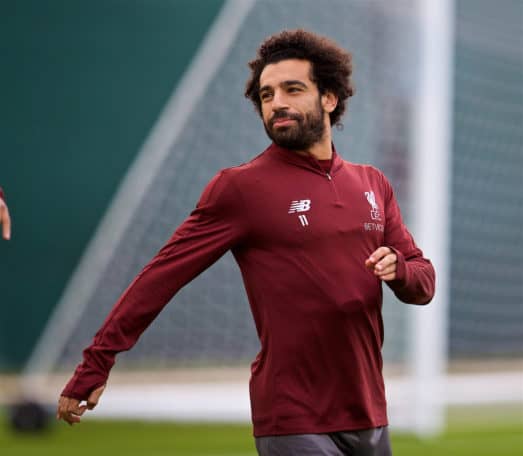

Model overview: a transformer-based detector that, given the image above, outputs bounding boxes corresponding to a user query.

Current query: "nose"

[271,89,289,111]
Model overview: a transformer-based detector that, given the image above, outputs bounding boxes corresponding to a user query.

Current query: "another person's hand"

[0,195,11,240]
[56,384,106,425]
[365,247,397,281]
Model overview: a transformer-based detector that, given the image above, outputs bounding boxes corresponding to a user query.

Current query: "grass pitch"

[1,405,522,455]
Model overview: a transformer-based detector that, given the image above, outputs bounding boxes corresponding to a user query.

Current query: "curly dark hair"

[245,29,354,126]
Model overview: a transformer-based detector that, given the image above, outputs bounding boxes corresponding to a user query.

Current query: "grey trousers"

[255,426,392,456]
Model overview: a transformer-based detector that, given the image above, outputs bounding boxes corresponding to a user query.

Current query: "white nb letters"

[288,199,311,214]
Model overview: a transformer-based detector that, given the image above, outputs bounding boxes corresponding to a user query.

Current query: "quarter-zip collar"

[268,142,344,177]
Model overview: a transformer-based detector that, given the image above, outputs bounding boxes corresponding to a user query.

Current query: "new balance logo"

[288,199,311,227]
[288,199,311,213]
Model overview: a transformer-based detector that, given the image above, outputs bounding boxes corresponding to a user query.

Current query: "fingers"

[365,246,392,266]
[56,385,105,425]
[365,247,397,281]
[374,268,396,281]
[56,396,87,425]
[0,203,11,240]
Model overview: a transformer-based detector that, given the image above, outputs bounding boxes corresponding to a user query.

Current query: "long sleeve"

[62,170,248,399]
[382,175,435,305]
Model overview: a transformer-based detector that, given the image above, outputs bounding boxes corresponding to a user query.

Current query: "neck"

[306,136,333,160]
[295,127,333,160]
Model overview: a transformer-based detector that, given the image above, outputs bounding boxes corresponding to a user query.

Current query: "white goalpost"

[408,0,453,435]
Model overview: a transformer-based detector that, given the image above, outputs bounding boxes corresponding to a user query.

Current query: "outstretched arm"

[56,171,247,424]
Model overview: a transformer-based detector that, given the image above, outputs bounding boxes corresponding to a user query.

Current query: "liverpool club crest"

[364,191,382,221]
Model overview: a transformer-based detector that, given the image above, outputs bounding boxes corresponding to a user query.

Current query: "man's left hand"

[365,247,397,281]
[56,385,105,426]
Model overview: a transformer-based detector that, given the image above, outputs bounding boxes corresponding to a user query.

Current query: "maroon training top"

[62,143,435,436]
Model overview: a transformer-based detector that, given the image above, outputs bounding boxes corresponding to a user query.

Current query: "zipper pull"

[326,172,332,181]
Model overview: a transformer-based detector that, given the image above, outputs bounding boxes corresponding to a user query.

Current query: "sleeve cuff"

[388,246,408,287]
[61,364,108,400]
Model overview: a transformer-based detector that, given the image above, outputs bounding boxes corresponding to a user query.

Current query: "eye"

[287,86,302,93]
[260,91,273,102]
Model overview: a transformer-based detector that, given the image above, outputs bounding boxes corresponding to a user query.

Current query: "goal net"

[23,0,522,435]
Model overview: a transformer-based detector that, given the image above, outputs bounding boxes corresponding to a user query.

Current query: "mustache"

[269,111,303,128]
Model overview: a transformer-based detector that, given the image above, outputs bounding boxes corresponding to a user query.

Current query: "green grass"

[0,420,256,456]
[1,405,522,455]
[392,422,523,456]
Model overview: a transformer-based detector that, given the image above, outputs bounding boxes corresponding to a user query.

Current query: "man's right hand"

[0,196,11,240]
[56,384,106,425]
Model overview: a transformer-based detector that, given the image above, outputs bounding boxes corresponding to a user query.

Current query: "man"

[0,187,11,240]
[57,30,435,455]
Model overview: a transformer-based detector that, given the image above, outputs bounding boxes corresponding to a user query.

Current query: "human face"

[259,59,331,150]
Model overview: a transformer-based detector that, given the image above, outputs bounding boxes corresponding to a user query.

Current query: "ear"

[321,91,338,113]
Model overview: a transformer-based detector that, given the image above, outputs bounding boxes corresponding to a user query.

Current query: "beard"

[264,98,326,150]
